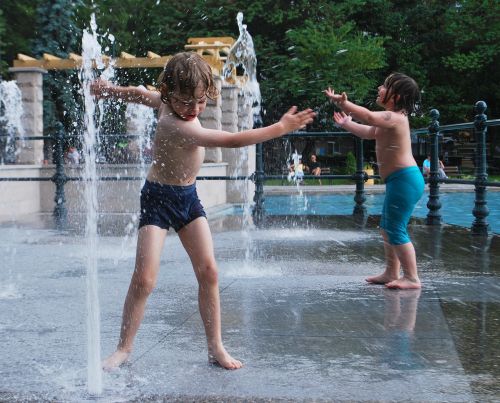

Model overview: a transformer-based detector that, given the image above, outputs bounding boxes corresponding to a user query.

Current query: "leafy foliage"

[345,151,357,175]
[0,9,6,75]
[32,0,83,149]
[0,0,40,77]
[441,0,500,120]
[1,0,499,133]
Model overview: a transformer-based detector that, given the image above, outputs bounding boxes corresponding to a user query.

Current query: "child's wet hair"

[383,73,420,115]
[157,52,219,103]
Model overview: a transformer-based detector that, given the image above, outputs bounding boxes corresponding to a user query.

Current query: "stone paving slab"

[0,214,499,402]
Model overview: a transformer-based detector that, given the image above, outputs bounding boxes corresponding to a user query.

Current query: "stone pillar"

[8,67,47,165]
[221,83,238,133]
[237,90,253,132]
[198,75,222,162]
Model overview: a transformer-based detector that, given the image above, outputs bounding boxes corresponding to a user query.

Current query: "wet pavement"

[0,213,499,402]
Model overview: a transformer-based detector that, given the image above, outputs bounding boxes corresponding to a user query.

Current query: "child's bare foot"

[366,273,399,284]
[208,347,243,370]
[102,349,130,371]
[386,277,421,290]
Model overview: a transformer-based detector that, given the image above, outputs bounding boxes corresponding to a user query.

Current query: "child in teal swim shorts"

[325,73,423,289]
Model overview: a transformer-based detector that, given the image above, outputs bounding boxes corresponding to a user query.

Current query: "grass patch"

[459,174,500,181]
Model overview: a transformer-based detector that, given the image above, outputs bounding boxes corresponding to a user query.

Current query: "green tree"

[0,9,6,76]
[345,151,357,175]
[0,0,40,78]
[278,21,385,125]
[442,0,500,119]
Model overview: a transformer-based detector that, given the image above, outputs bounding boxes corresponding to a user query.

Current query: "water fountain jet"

[0,80,24,164]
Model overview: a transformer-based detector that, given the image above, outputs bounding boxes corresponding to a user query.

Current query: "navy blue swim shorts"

[138,180,206,232]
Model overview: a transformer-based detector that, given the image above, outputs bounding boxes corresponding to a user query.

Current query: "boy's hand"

[324,87,348,105]
[333,111,352,127]
[279,106,316,133]
[90,78,113,98]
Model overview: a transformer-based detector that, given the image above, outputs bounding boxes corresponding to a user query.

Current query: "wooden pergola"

[13,37,236,77]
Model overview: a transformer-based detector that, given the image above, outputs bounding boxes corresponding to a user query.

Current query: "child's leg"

[103,225,167,369]
[178,217,242,370]
[373,167,424,289]
[386,242,421,289]
[366,229,401,284]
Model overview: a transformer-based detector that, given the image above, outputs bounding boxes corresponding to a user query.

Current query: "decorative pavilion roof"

[13,37,235,77]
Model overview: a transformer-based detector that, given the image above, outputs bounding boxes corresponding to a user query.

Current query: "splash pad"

[1,11,499,403]
[1,213,499,401]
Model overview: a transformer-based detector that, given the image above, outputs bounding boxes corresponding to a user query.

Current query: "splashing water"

[125,98,156,176]
[80,13,111,395]
[121,99,156,248]
[0,80,24,164]
[223,12,263,268]
[223,12,261,129]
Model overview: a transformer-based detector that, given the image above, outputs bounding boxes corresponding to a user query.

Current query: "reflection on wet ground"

[0,213,498,402]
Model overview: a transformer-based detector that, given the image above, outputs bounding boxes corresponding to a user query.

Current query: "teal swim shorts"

[380,166,425,245]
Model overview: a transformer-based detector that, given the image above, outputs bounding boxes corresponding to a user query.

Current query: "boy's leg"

[103,225,167,369]
[374,169,423,289]
[178,217,242,370]
[366,229,401,284]
[386,242,421,289]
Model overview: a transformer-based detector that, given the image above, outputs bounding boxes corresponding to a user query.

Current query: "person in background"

[307,154,322,185]
[295,158,305,182]
[65,146,80,165]
[422,155,447,179]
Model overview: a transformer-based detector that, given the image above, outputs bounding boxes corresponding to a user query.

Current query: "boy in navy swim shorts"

[325,73,423,290]
[91,52,315,370]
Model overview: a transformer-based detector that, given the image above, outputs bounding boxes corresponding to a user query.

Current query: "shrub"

[344,151,356,175]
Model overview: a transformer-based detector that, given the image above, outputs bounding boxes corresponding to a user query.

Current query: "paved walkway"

[0,214,498,402]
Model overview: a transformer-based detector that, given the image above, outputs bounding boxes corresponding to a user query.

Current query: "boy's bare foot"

[386,277,421,290]
[366,273,399,284]
[208,347,243,370]
[102,350,130,371]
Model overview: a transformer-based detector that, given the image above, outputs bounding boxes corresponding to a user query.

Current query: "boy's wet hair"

[157,52,219,103]
[382,73,420,115]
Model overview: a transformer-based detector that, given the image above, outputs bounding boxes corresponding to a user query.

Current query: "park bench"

[444,166,462,177]
[320,167,333,184]
[280,167,332,185]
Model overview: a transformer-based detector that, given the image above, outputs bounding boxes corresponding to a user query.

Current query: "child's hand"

[279,106,316,132]
[324,87,348,105]
[333,111,351,127]
[90,78,113,98]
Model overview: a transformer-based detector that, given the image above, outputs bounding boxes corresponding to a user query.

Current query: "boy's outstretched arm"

[178,106,315,148]
[90,78,161,109]
[324,87,401,129]
[333,111,376,140]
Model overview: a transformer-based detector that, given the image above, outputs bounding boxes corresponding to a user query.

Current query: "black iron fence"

[1,102,499,234]
[253,102,500,235]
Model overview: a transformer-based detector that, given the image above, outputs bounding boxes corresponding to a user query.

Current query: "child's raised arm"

[90,78,162,109]
[333,111,376,140]
[324,87,403,129]
[177,106,315,148]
